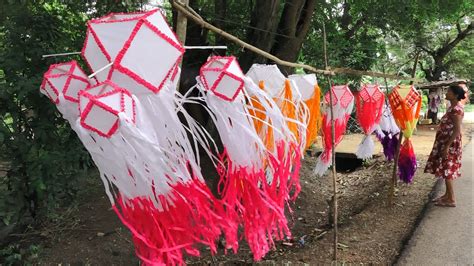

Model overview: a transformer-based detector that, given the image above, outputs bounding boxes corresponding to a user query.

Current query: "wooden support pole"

[322,22,338,263]
[382,63,398,207]
[175,0,189,45]
[174,0,189,92]
[389,133,403,206]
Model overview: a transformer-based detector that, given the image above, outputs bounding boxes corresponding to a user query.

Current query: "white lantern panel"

[49,64,71,75]
[123,94,135,120]
[201,70,220,91]
[48,75,69,94]
[82,31,111,82]
[72,65,87,78]
[213,74,243,100]
[206,58,227,69]
[118,23,182,90]
[83,104,118,135]
[145,10,180,45]
[109,69,151,95]
[79,94,92,113]
[65,78,89,101]
[90,20,139,60]
[42,82,59,103]
[86,83,115,96]
[226,60,244,79]
[98,93,122,112]
[246,64,285,97]
[288,74,317,101]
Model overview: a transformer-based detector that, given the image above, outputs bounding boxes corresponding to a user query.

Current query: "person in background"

[424,84,466,207]
[428,88,442,124]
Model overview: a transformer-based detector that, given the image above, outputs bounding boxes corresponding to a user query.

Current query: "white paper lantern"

[81,9,184,94]
[288,74,318,101]
[200,56,244,101]
[246,64,286,97]
[79,81,135,137]
[40,60,90,104]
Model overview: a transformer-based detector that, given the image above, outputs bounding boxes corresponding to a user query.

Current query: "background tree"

[0,0,145,236]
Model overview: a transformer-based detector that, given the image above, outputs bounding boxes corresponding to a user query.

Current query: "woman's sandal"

[434,200,456,207]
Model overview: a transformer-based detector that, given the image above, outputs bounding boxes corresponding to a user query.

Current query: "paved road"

[397,134,473,265]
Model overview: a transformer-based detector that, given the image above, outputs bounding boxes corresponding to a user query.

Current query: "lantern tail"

[356,135,375,160]
[216,147,291,261]
[112,177,231,265]
[398,139,417,183]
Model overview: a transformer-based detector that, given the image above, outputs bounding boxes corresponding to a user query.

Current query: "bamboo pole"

[174,0,189,92]
[382,63,398,207]
[175,0,189,45]
[322,22,338,263]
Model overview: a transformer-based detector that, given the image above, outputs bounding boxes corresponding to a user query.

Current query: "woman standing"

[424,84,466,207]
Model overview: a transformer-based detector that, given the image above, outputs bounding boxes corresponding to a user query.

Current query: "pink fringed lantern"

[355,84,385,159]
[196,56,298,260]
[315,85,354,176]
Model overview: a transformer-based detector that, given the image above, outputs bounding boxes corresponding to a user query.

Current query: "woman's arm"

[441,114,462,157]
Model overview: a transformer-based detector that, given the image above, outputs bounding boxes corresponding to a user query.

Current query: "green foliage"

[0,0,146,232]
[0,243,41,265]
[0,1,91,227]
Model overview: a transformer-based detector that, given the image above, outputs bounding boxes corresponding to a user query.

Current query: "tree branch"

[456,22,462,34]
[417,45,435,56]
[436,21,473,58]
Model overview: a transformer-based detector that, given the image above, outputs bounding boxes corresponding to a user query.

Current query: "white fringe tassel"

[356,135,375,160]
[314,154,332,177]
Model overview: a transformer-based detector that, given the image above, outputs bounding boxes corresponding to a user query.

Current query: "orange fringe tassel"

[303,85,322,150]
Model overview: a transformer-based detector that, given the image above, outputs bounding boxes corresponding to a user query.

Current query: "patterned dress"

[424,103,464,179]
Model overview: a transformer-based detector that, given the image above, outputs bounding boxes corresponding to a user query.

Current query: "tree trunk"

[271,0,316,75]
[239,0,281,71]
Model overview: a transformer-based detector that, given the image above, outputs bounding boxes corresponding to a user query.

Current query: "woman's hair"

[448,85,467,100]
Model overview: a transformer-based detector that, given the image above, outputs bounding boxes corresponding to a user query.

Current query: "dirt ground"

[6,123,473,265]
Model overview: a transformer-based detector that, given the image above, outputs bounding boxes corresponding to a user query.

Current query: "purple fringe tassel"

[376,131,398,161]
[397,143,417,183]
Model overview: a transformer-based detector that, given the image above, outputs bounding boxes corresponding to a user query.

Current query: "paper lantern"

[200,56,244,101]
[183,57,303,260]
[315,85,354,176]
[355,84,385,159]
[81,9,184,94]
[388,85,421,183]
[41,60,90,104]
[288,74,322,150]
[79,81,135,137]
[246,64,286,97]
[375,103,400,161]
